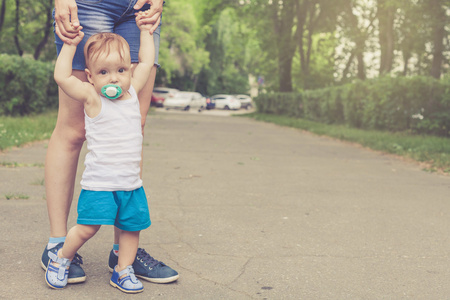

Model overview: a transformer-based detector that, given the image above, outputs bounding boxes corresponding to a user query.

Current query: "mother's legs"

[45,70,87,238]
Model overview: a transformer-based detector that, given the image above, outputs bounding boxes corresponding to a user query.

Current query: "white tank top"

[81,86,143,191]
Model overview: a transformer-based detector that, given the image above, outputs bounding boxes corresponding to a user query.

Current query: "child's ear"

[85,69,94,84]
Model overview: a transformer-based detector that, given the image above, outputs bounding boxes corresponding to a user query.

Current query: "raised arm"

[54,31,93,103]
[131,11,156,94]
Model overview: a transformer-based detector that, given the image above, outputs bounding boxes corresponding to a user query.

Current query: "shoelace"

[126,265,139,283]
[71,253,83,265]
[136,248,164,268]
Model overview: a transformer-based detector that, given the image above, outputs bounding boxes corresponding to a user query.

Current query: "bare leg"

[113,65,157,245]
[59,225,101,260]
[117,231,140,271]
[45,70,87,238]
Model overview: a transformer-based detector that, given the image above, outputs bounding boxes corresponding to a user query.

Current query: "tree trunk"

[356,52,366,80]
[296,0,310,76]
[429,0,446,79]
[296,0,321,88]
[341,50,356,81]
[14,0,23,56]
[344,1,367,80]
[402,52,410,76]
[378,0,395,75]
[34,0,53,59]
[279,55,293,92]
[0,0,6,34]
[274,0,296,92]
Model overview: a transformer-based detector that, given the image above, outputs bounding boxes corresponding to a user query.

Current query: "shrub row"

[0,54,58,116]
[254,76,450,137]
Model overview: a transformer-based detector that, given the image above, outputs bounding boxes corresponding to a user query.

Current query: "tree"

[33,0,53,60]
[13,0,22,56]
[295,0,343,88]
[273,0,297,92]
[377,0,396,74]
[0,0,6,34]
[428,0,447,79]
[157,0,210,89]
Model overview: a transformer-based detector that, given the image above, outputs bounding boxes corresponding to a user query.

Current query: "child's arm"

[131,11,156,94]
[54,31,96,103]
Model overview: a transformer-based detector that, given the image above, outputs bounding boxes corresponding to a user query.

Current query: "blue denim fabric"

[53,0,161,70]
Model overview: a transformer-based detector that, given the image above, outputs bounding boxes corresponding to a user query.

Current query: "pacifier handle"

[101,84,122,99]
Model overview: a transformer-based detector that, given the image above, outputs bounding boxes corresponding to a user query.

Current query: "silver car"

[164,92,207,112]
[153,87,179,100]
[210,94,241,110]
[234,94,253,109]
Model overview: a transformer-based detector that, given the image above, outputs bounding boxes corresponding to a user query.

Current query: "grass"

[5,193,29,200]
[238,112,450,173]
[0,111,57,151]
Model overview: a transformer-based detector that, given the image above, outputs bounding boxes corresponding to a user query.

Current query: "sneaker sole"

[110,280,144,293]
[108,266,179,283]
[137,274,179,284]
[41,261,86,284]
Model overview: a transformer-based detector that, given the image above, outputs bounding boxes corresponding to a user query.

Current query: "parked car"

[234,94,253,109]
[153,87,179,100]
[210,94,241,110]
[164,92,207,111]
[150,94,164,107]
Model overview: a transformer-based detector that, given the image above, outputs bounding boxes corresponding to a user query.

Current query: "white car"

[153,87,179,100]
[210,94,241,110]
[234,94,253,109]
[164,92,207,111]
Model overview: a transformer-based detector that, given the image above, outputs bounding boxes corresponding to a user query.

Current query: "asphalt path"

[1,109,449,299]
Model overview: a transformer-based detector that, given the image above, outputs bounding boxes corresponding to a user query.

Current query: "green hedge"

[254,76,450,137]
[0,54,58,116]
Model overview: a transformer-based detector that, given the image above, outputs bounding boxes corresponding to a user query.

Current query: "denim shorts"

[77,187,151,232]
[53,0,161,70]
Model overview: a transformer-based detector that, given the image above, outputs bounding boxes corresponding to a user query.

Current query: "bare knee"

[51,121,86,150]
[76,225,101,241]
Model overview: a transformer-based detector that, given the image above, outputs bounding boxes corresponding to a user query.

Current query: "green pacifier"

[101,84,122,99]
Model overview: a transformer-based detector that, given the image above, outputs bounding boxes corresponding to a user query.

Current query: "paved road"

[1,110,449,299]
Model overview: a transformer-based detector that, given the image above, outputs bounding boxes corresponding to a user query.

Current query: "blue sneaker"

[45,248,71,289]
[110,265,143,293]
[41,242,86,283]
[108,248,179,283]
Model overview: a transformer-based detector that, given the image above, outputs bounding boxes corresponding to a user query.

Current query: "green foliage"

[254,76,450,137]
[0,0,55,61]
[0,54,57,116]
[197,7,250,95]
[158,0,210,88]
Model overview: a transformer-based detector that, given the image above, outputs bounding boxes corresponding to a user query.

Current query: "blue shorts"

[77,187,151,231]
[53,0,161,70]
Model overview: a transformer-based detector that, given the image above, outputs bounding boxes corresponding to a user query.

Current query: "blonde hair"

[84,33,130,68]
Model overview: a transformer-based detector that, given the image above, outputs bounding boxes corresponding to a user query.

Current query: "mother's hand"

[54,0,82,44]
[134,0,164,34]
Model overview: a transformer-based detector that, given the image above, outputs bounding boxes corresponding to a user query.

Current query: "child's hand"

[70,30,85,46]
[57,23,84,46]
[135,10,156,33]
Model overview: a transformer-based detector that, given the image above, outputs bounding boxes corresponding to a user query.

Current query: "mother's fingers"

[135,11,161,25]
[54,2,81,41]
[149,16,161,34]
